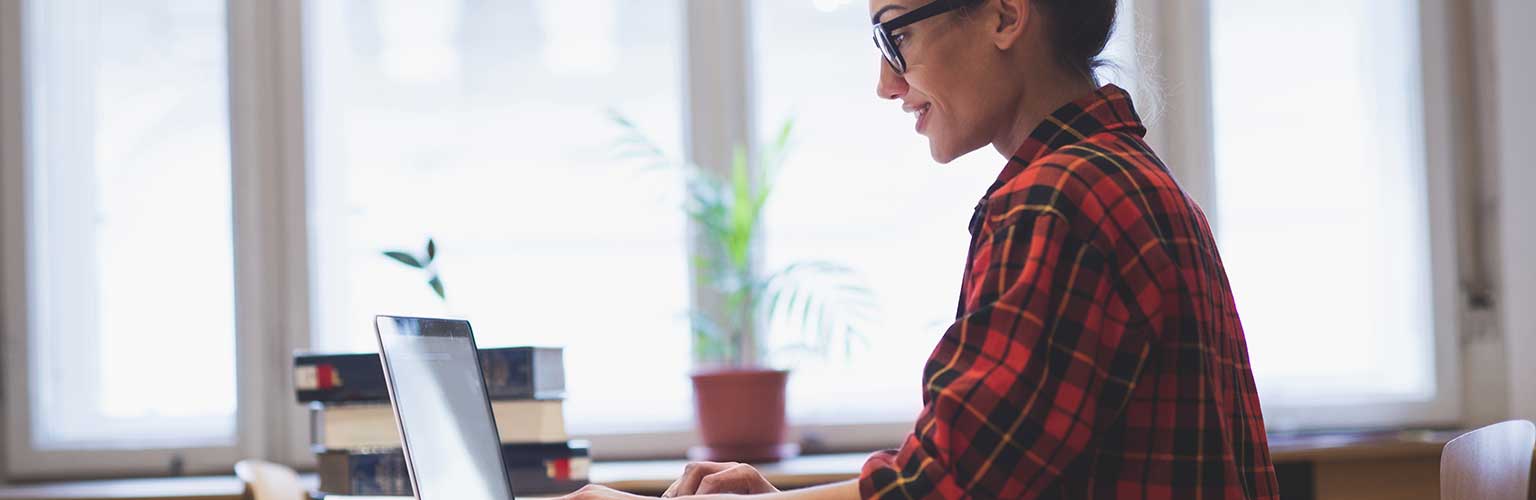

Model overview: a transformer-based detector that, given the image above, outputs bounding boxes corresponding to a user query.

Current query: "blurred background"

[0,0,1533,496]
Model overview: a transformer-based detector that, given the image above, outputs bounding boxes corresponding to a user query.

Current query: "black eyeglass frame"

[872,0,976,74]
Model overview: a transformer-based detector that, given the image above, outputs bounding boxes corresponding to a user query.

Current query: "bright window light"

[307,0,690,435]
[24,0,237,449]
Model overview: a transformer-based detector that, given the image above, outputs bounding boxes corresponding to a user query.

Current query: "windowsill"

[0,429,1460,500]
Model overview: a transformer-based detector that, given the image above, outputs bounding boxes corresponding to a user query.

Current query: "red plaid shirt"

[860,85,1279,499]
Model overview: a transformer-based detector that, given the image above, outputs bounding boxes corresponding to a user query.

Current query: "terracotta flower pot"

[688,368,800,463]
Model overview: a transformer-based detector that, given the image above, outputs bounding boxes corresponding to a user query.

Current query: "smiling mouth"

[907,103,931,119]
[910,103,931,132]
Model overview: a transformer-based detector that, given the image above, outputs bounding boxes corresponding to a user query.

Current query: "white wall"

[1487,0,1536,420]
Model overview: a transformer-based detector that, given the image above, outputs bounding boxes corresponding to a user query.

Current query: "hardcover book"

[309,400,567,450]
[294,347,565,403]
[315,441,590,496]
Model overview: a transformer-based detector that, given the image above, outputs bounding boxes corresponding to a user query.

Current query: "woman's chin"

[927,138,964,164]
[924,128,992,164]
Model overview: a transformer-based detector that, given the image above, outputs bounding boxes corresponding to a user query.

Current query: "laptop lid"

[374,316,517,500]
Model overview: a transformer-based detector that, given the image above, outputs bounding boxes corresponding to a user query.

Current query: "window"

[19,0,237,450]
[1209,0,1457,428]
[752,0,1141,426]
[0,0,1476,480]
[305,0,694,436]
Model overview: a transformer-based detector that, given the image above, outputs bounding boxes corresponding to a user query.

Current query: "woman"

[565,0,1278,498]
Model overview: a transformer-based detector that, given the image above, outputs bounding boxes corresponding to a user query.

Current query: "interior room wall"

[1484,0,1536,421]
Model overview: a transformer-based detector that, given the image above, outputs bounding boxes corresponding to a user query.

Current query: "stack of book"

[294,346,588,498]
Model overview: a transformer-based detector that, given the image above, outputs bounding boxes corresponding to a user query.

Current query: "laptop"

[374,315,518,500]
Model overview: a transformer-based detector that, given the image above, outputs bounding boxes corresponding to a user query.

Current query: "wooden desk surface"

[0,430,1459,500]
[1267,429,1457,463]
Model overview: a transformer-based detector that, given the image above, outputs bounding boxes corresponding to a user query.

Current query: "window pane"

[307,0,691,434]
[24,0,237,448]
[753,1,1139,424]
[1210,0,1435,419]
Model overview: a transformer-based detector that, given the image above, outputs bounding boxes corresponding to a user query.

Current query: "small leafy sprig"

[383,237,446,301]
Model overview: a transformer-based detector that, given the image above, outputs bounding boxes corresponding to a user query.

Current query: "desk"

[1267,429,1453,500]
[0,431,1457,500]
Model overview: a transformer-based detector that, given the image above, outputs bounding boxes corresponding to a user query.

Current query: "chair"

[234,459,307,500]
[1440,420,1536,500]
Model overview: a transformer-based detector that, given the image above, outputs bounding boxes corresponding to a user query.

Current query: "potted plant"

[613,114,876,462]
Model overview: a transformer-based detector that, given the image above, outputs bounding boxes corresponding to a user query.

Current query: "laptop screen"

[375,316,516,500]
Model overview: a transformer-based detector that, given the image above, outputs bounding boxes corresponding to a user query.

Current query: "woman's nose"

[875,60,908,100]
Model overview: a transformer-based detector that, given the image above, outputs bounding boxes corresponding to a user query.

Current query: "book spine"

[294,347,565,403]
[317,442,590,496]
[532,347,567,400]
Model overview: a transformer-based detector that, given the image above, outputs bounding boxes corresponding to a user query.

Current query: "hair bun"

[1034,0,1118,80]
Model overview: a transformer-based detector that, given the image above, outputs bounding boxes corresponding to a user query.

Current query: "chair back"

[1441,420,1536,500]
[234,459,307,500]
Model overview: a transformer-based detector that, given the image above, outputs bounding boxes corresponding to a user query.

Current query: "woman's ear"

[990,0,1031,50]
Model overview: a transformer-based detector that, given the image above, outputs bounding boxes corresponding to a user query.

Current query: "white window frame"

[0,0,313,479]
[1141,0,1468,430]
[0,0,1486,479]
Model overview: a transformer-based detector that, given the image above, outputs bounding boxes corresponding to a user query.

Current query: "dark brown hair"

[948,0,1118,80]
[1031,0,1119,80]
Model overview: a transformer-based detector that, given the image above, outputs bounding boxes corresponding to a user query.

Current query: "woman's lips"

[912,103,932,134]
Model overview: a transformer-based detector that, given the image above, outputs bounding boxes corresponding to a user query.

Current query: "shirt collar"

[983,84,1146,198]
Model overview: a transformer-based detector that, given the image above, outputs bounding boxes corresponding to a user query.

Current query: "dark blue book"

[315,441,590,496]
[294,346,565,403]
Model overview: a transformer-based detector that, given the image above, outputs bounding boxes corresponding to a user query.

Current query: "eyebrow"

[871,4,908,24]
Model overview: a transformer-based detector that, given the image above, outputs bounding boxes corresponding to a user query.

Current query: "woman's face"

[870,0,1012,163]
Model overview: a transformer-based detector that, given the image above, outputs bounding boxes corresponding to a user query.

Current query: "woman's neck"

[991,72,1099,158]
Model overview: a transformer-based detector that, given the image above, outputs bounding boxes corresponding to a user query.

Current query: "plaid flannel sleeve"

[860,210,1156,499]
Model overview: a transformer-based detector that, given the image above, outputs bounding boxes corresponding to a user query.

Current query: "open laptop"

[374,315,518,500]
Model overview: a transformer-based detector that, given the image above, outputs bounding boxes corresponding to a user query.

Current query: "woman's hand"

[555,484,654,500]
[554,478,857,500]
[662,461,779,497]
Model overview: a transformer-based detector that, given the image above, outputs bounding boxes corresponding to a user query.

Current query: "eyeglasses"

[872,0,976,74]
